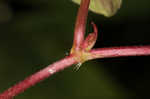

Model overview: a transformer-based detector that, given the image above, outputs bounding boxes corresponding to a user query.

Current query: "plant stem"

[1,46,150,99]
[72,0,90,51]
[0,55,77,99]
[1,0,150,98]
[90,46,150,59]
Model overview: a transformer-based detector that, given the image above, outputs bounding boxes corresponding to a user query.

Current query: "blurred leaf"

[72,0,122,17]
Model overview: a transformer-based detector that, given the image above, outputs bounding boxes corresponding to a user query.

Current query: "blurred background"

[0,0,150,99]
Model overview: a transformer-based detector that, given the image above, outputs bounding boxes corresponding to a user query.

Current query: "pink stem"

[1,0,150,98]
[1,46,150,99]
[90,46,150,59]
[72,0,90,51]
[0,55,77,99]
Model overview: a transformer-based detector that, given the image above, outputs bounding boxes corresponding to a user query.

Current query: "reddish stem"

[1,0,150,99]
[0,55,77,99]
[1,46,150,99]
[90,46,150,59]
[72,0,90,51]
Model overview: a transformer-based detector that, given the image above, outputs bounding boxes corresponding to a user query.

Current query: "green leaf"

[72,0,122,17]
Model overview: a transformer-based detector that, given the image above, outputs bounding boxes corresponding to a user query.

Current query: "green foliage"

[72,0,122,17]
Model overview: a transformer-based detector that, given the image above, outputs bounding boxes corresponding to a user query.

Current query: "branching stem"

[0,0,150,99]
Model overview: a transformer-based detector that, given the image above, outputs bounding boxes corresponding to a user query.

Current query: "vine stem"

[1,0,150,99]
[0,55,77,99]
[1,46,150,99]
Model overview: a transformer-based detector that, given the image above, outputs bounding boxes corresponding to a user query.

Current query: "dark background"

[0,0,150,99]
